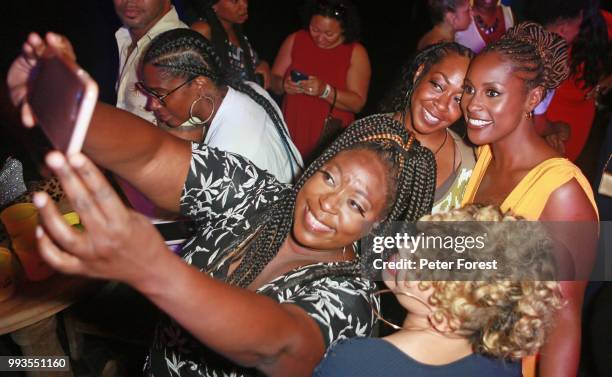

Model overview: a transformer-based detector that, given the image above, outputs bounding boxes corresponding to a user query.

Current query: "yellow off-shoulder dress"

[461,145,598,377]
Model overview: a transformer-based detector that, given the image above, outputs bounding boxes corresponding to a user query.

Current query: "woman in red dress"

[271,0,371,162]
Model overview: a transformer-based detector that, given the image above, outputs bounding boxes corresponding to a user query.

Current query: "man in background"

[114,0,187,123]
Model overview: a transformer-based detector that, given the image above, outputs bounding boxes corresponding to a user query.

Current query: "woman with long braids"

[139,28,302,183]
[379,42,474,214]
[460,22,599,377]
[8,33,436,377]
[190,0,270,88]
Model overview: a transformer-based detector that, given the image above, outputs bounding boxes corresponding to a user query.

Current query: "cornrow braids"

[143,28,225,84]
[484,22,570,90]
[143,29,300,171]
[226,114,436,288]
[379,42,474,115]
[193,0,257,81]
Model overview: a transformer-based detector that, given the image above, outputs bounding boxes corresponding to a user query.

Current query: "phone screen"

[27,51,98,154]
[291,70,308,82]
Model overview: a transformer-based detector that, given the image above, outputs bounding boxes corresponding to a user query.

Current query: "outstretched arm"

[7,32,191,213]
[35,152,325,377]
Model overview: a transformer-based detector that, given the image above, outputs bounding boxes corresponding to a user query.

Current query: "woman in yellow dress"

[460,22,598,377]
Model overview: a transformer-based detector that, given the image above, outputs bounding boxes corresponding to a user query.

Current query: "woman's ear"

[526,86,545,113]
[192,76,212,95]
[413,64,426,85]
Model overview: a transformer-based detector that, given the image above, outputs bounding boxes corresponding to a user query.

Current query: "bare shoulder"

[540,178,597,221]
[351,43,369,60]
[191,21,211,39]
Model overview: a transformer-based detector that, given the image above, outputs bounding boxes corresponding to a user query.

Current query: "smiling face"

[213,0,249,25]
[409,52,471,135]
[140,64,207,127]
[309,15,345,49]
[461,52,538,145]
[292,149,391,250]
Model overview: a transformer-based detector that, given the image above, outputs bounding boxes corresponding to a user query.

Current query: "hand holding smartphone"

[290,70,309,83]
[27,46,98,155]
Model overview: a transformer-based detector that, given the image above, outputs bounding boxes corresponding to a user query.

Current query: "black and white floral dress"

[145,143,378,377]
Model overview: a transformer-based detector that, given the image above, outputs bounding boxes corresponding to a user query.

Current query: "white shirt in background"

[205,82,303,183]
[115,7,187,124]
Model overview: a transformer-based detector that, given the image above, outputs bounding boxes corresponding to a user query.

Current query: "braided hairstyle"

[525,0,608,89]
[379,42,473,120]
[142,29,300,171]
[483,22,570,91]
[225,114,436,288]
[192,0,257,82]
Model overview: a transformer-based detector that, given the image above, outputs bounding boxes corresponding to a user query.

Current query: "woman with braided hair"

[460,22,599,377]
[138,28,302,183]
[190,0,270,88]
[7,32,436,377]
[379,41,474,214]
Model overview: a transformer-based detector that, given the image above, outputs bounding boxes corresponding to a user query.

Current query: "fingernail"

[46,151,65,169]
[48,32,59,42]
[36,225,44,239]
[33,192,47,208]
[69,153,86,168]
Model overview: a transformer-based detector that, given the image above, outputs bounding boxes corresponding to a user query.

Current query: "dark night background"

[0,0,436,176]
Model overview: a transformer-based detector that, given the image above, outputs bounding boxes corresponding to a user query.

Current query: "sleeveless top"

[226,38,259,82]
[461,145,597,219]
[461,145,598,377]
[282,30,356,161]
[431,130,476,214]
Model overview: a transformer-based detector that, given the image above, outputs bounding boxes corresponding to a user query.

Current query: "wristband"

[319,84,331,99]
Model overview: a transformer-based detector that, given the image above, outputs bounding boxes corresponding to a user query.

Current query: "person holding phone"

[190,0,270,89]
[271,0,371,162]
[8,31,437,377]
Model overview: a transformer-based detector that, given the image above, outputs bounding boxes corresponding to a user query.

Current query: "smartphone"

[27,48,98,155]
[290,70,309,83]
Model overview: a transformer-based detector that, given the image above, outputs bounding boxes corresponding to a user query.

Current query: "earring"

[342,243,355,255]
[369,288,432,330]
[189,95,215,125]
[525,110,533,120]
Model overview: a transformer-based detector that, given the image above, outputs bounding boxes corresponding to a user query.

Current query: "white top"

[115,7,187,123]
[205,82,303,183]
[455,5,514,53]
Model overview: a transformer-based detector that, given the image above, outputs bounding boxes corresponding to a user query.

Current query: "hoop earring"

[525,110,533,120]
[189,95,215,125]
[369,288,432,330]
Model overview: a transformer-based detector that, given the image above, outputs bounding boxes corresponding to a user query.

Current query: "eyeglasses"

[135,77,195,106]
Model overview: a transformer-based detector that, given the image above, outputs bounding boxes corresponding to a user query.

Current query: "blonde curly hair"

[414,205,564,360]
